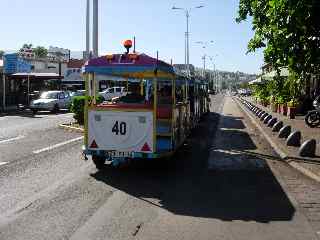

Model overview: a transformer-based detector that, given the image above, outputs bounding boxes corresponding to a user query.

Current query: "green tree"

[238,81,249,89]
[0,50,4,59]
[236,0,320,77]
[33,46,48,58]
[20,43,33,51]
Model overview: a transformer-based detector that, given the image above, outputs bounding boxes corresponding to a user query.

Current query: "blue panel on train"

[156,125,171,134]
[156,121,171,134]
[157,138,172,151]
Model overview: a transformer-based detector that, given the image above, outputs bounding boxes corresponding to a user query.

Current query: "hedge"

[71,95,103,125]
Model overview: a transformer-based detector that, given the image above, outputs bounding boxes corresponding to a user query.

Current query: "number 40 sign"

[112,121,127,135]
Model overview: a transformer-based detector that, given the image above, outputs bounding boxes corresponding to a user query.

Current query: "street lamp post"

[172,5,204,77]
[195,41,214,88]
[202,54,206,78]
[208,55,218,92]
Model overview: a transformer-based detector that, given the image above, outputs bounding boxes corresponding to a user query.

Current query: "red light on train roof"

[123,39,133,54]
[123,39,133,48]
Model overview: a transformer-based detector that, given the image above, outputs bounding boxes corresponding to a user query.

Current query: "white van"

[99,87,127,101]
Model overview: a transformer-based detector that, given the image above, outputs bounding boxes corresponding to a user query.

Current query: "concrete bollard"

[278,125,291,138]
[272,121,284,132]
[286,131,301,147]
[264,115,272,124]
[267,118,277,127]
[260,113,268,121]
[259,110,264,117]
[299,139,317,157]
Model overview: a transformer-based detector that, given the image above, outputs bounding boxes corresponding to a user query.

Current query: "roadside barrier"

[267,118,277,127]
[286,131,301,147]
[278,125,291,138]
[272,121,284,132]
[299,139,317,157]
[237,97,318,159]
[264,115,272,124]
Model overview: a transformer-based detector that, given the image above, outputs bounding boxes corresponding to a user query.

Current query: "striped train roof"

[83,53,175,77]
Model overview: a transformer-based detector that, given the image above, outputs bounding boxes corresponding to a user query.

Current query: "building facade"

[62,59,85,89]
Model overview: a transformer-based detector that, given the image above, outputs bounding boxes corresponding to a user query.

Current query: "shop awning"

[8,72,64,80]
[249,77,263,85]
[262,67,289,81]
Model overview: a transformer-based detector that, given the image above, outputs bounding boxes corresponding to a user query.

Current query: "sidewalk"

[207,97,319,239]
[246,96,320,145]
[0,105,31,116]
[0,105,17,116]
[238,97,320,182]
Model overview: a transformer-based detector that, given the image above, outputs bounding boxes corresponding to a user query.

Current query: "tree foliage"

[20,43,33,51]
[33,46,48,58]
[0,50,4,59]
[236,0,320,76]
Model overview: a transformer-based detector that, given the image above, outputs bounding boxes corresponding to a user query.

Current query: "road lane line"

[0,135,25,144]
[0,162,8,166]
[32,136,84,154]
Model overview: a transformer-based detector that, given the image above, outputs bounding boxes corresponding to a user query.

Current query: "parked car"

[70,90,86,99]
[208,89,215,95]
[99,87,127,101]
[30,91,72,114]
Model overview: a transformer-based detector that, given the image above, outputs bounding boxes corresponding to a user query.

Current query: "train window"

[118,83,145,104]
[175,86,184,103]
[157,81,172,105]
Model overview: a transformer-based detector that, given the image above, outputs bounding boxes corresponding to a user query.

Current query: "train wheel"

[92,155,106,170]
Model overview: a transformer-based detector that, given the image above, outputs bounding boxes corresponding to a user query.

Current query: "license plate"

[108,151,133,158]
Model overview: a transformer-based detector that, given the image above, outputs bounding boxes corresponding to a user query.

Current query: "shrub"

[71,95,103,124]
[287,99,299,108]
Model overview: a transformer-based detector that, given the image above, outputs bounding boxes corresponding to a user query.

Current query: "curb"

[234,97,320,183]
[59,123,84,133]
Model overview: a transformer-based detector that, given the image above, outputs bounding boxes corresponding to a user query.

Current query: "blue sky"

[0,0,264,74]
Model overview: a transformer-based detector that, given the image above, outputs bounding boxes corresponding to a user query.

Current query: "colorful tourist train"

[82,43,210,169]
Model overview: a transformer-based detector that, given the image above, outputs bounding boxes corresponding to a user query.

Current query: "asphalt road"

[0,96,319,240]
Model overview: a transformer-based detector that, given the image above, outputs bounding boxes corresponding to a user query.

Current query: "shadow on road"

[91,111,295,223]
[0,109,70,118]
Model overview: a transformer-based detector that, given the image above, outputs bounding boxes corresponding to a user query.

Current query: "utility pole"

[172,5,204,77]
[186,11,190,77]
[2,74,5,112]
[202,55,206,78]
[92,0,99,58]
[85,0,90,60]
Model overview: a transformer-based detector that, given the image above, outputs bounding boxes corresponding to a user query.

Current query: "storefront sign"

[3,53,32,74]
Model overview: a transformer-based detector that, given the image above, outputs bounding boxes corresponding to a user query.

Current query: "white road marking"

[32,136,84,154]
[0,162,8,166]
[0,135,25,144]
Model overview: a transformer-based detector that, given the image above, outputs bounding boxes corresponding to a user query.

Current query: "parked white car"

[30,91,72,114]
[99,87,127,101]
[70,90,86,99]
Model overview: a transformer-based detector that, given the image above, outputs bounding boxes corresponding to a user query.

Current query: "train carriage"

[82,48,210,169]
